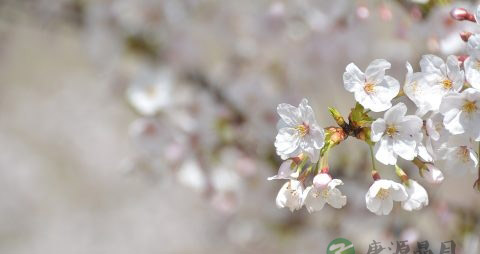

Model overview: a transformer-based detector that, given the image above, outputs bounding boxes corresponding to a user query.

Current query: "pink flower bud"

[460,31,473,42]
[423,164,444,184]
[313,173,332,189]
[450,8,476,22]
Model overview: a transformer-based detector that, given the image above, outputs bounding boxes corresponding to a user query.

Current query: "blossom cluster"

[270,5,480,216]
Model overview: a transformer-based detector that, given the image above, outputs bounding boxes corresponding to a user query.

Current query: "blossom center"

[462,100,477,113]
[386,124,398,137]
[295,123,310,137]
[364,82,375,94]
[376,188,390,200]
[312,188,329,199]
[442,79,453,90]
[286,184,302,198]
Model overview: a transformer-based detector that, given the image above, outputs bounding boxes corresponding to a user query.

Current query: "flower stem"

[369,144,381,180]
[395,164,409,185]
[369,144,377,171]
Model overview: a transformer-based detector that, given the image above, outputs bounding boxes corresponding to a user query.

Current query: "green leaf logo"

[327,238,355,254]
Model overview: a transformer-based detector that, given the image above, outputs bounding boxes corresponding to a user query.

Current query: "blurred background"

[1,0,480,253]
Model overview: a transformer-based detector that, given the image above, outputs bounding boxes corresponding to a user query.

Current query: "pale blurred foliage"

[0,0,480,254]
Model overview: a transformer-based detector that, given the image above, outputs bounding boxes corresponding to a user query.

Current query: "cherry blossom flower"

[126,69,173,116]
[276,180,304,212]
[439,88,480,140]
[343,59,400,112]
[274,99,325,161]
[401,180,429,211]
[365,179,408,215]
[371,103,423,165]
[440,136,479,175]
[302,174,347,213]
[416,54,464,112]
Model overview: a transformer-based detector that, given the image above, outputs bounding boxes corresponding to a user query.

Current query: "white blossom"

[401,180,429,211]
[365,180,408,215]
[274,99,325,161]
[440,136,479,175]
[371,103,423,165]
[276,180,304,212]
[302,174,347,213]
[343,59,400,112]
[439,88,480,140]
[415,55,464,112]
[126,69,173,116]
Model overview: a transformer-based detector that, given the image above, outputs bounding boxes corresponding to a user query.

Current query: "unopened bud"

[371,170,381,181]
[325,127,347,145]
[457,55,468,65]
[450,8,476,22]
[460,31,473,42]
[313,173,332,189]
[328,107,347,129]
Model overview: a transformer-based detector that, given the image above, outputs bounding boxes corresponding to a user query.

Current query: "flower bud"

[423,164,444,184]
[460,31,473,42]
[328,107,347,129]
[450,8,476,22]
[313,173,332,189]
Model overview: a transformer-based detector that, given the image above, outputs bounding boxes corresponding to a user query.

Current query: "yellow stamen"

[442,79,453,90]
[386,125,397,137]
[295,124,309,137]
[364,83,375,94]
[462,100,477,113]
[376,188,390,200]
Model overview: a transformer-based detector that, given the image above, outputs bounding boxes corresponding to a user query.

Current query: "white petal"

[268,160,295,180]
[371,118,386,142]
[343,63,365,92]
[401,180,429,211]
[446,55,464,92]
[274,128,301,159]
[380,197,394,215]
[277,103,301,127]
[420,54,445,75]
[326,188,347,209]
[365,194,381,214]
[365,59,391,84]
[465,57,480,90]
[328,179,344,190]
[275,182,290,208]
[298,98,316,125]
[393,138,417,161]
[384,103,408,124]
[303,186,326,213]
[374,137,397,165]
